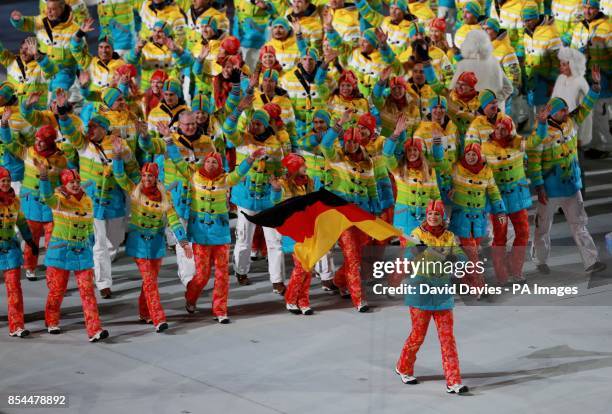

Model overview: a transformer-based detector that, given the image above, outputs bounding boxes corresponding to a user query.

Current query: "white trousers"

[93,217,125,289]
[176,219,196,286]
[314,251,335,281]
[532,192,599,270]
[588,98,612,152]
[234,207,284,283]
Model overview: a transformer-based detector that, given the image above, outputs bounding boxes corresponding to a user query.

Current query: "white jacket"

[450,30,514,110]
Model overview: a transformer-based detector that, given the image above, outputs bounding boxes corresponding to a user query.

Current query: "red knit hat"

[426,199,445,216]
[263,103,283,128]
[358,113,377,136]
[282,153,306,175]
[403,137,423,152]
[457,71,478,88]
[116,63,137,79]
[259,45,276,59]
[430,18,447,32]
[35,124,57,142]
[220,36,240,55]
[60,169,81,186]
[141,162,159,178]
[151,70,169,82]
[495,116,514,134]
[0,166,10,180]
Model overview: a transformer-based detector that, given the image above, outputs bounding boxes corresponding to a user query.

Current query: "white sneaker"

[301,307,314,315]
[446,383,469,394]
[25,270,37,281]
[89,329,109,342]
[395,368,418,384]
[286,303,301,314]
[216,315,230,324]
[47,326,61,335]
[9,328,30,338]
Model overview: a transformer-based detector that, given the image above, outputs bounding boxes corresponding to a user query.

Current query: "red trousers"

[3,268,25,333]
[134,258,165,325]
[45,267,102,337]
[285,254,312,308]
[23,220,53,271]
[397,307,462,386]
[491,210,529,284]
[334,228,369,307]
[458,237,485,288]
[185,244,230,316]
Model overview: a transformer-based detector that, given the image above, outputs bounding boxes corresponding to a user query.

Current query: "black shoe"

[358,304,370,313]
[89,329,109,342]
[537,264,551,275]
[584,148,610,160]
[236,273,252,286]
[585,261,607,274]
[48,326,61,335]
[301,307,314,315]
[155,322,169,333]
[100,288,112,299]
[321,279,339,293]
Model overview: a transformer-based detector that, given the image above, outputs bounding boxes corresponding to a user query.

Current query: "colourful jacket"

[482,133,535,214]
[1,126,67,222]
[0,197,33,271]
[19,103,80,168]
[383,138,441,234]
[398,46,455,88]
[465,112,511,147]
[449,163,506,238]
[146,100,189,137]
[140,130,224,219]
[413,118,459,203]
[0,42,54,108]
[171,149,254,245]
[183,5,229,52]
[280,65,330,137]
[492,31,522,89]
[490,0,527,48]
[285,6,323,49]
[320,127,380,213]
[223,107,289,211]
[237,90,298,146]
[326,26,397,97]
[40,0,89,25]
[552,0,582,45]
[234,0,277,49]
[454,23,482,48]
[10,10,80,85]
[363,135,394,211]
[138,0,187,46]
[265,36,301,73]
[570,14,612,98]
[404,227,466,311]
[59,116,139,220]
[328,5,361,43]
[113,158,187,259]
[527,89,598,198]
[297,130,330,190]
[372,81,422,137]
[97,0,137,51]
[125,42,189,90]
[447,90,481,139]
[356,0,415,55]
[70,35,126,92]
[518,18,562,93]
[40,179,95,271]
[0,103,35,181]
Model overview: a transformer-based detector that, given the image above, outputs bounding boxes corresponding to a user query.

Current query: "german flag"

[243,189,403,271]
